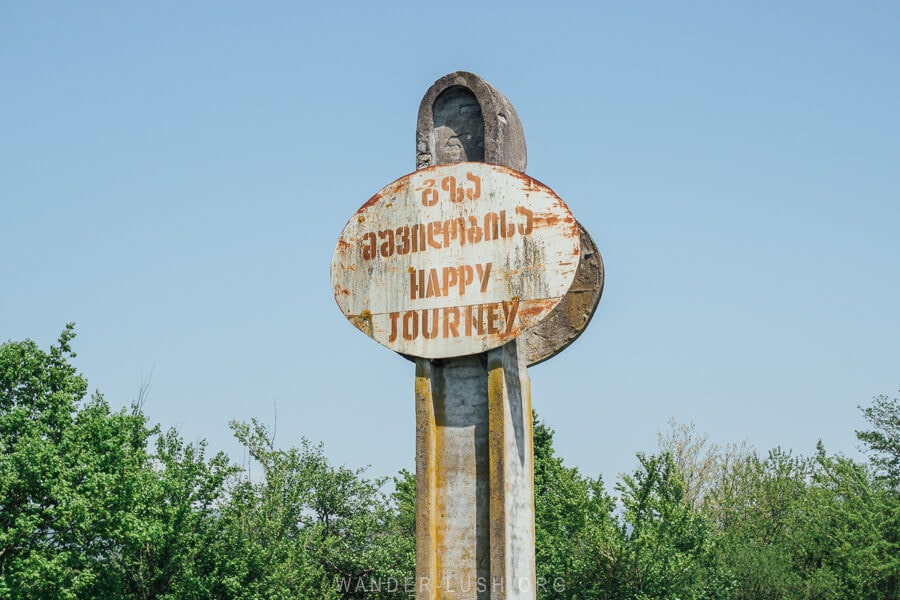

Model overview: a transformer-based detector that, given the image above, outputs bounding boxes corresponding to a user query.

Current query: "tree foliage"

[221,419,413,599]
[0,327,411,599]
[857,393,900,484]
[533,417,617,598]
[2,327,898,599]
[1,324,152,599]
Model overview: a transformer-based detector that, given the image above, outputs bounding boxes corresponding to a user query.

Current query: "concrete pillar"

[415,341,534,598]
[413,71,536,599]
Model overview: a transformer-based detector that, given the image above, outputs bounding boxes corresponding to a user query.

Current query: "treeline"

[1,326,897,599]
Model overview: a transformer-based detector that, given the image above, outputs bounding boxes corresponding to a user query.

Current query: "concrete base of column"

[415,341,535,599]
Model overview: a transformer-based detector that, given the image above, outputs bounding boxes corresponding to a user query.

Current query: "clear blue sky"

[2,2,898,487]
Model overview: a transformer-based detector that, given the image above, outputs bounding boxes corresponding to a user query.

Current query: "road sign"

[331,161,580,359]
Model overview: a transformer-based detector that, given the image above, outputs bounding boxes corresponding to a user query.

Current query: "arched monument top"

[416,71,527,173]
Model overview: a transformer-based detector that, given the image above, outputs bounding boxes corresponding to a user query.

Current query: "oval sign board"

[331,162,580,359]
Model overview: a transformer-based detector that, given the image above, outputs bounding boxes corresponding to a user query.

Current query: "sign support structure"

[415,342,534,598]
[412,72,540,600]
[331,71,603,599]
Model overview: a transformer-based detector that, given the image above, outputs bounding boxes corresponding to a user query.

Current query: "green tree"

[222,419,413,599]
[532,416,618,599]
[802,446,899,599]
[707,439,900,600]
[0,326,243,600]
[614,452,732,600]
[103,429,237,600]
[0,325,152,599]
[857,393,900,485]
[709,448,810,599]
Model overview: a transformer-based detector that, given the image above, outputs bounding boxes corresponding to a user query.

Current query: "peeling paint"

[331,162,579,359]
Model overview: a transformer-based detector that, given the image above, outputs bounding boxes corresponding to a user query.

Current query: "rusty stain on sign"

[332,162,580,359]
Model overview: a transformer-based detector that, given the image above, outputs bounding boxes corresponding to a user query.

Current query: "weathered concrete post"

[331,71,603,599]
[414,72,535,599]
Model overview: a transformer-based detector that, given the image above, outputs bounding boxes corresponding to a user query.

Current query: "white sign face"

[331,162,580,359]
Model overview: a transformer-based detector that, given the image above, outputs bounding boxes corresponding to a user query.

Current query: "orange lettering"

[421,179,438,206]
[388,312,400,342]
[467,216,483,243]
[486,303,500,334]
[396,226,411,254]
[443,307,460,338]
[458,265,474,296]
[425,269,441,298]
[422,309,439,339]
[442,267,458,296]
[409,269,423,300]
[379,229,395,257]
[361,232,377,260]
[516,206,533,235]
[403,311,418,341]
[502,299,520,334]
[442,176,465,203]
[475,262,492,293]
[483,212,498,241]
[427,221,443,250]
[410,224,425,253]
[466,172,481,200]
